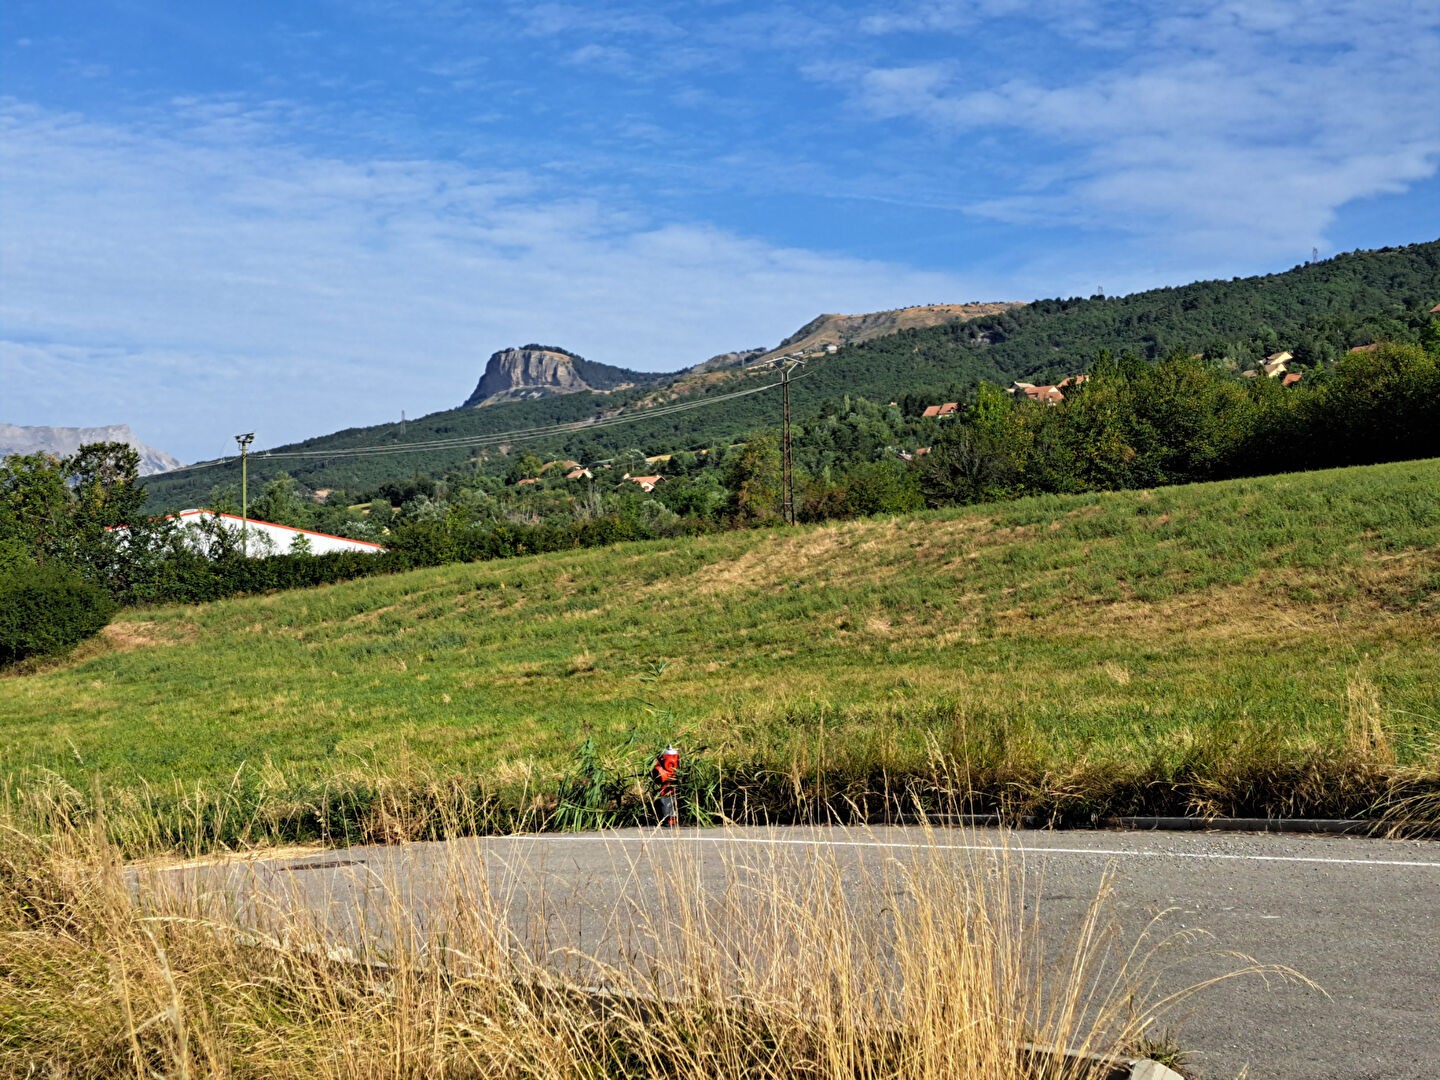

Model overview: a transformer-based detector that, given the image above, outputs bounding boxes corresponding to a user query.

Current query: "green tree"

[723,435,782,525]
[505,452,546,485]
[0,453,71,567]
[248,473,313,528]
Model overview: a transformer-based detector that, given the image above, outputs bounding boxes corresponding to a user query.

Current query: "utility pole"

[777,354,805,526]
[234,433,255,556]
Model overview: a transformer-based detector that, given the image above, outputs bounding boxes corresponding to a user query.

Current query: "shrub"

[0,564,116,665]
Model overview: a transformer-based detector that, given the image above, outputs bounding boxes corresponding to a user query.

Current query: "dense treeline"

[213,333,1440,546]
[142,239,1440,510]
[922,339,1440,505]
[948,240,1440,383]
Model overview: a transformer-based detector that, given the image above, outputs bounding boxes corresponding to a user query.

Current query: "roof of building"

[922,405,941,418]
[1019,385,1065,403]
[1282,372,1303,387]
[174,510,387,551]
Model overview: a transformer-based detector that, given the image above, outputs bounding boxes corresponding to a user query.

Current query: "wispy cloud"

[841,0,1440,256]
[0,98,979,460]
[4,1,1437,460]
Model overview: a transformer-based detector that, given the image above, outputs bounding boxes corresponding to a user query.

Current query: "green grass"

[4,458,1440,850]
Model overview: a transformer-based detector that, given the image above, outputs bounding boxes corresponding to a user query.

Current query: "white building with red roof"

[173,510,386,557]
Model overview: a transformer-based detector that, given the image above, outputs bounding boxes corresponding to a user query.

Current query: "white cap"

[665,745,678,755]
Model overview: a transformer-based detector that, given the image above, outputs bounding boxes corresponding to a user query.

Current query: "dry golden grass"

[1,793,1293,1079]
[99,619,199,653]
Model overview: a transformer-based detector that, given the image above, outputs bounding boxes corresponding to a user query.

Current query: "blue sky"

[3,1,1438,462]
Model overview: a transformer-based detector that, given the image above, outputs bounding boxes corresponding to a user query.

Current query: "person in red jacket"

[652,745,679,827]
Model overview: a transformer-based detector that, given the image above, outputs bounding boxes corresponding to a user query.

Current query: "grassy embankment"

[3,458,1439,850]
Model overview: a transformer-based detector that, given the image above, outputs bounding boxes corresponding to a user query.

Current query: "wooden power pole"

[778,355,805,525]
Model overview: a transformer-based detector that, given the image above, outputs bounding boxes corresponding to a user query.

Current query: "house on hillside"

[1349,343,1380,354]
[624,474,665,493]
[1282,372,1303,387]
[1009,378,1074,403]
[921,405,941,418]
[159,510,386,557]
[937,402,960,416]
[1261,351,1292,378]
[1014,384,1065,404]
[565,466,593,480]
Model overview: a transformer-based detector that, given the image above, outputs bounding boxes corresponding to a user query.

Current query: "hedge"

[0,564,117,665]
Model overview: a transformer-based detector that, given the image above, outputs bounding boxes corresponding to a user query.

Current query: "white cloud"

[844,0,1440,257]
[0,99,980,461]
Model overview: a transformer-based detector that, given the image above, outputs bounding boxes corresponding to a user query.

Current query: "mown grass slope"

[4,458,1439,848]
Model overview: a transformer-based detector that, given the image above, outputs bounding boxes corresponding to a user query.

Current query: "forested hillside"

[142,239,1440,510]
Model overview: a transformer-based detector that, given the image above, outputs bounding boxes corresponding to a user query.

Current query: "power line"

[257,378,784,461]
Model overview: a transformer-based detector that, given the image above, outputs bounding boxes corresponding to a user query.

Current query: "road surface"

[139,824,1440,1079]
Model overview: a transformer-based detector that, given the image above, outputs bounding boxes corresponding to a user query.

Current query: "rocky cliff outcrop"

[463,347,591,407]
[463,345,663,407]
[0,423,183,476]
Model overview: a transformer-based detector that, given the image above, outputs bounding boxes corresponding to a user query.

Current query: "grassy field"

[4,458,1439,849]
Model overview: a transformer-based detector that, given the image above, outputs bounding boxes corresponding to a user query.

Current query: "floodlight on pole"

[235,433,255,557]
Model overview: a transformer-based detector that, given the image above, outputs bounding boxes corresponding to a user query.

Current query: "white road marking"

[492,832,1440,870]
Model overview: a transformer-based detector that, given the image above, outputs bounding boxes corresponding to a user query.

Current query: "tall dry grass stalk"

[1,789,1299,1079]
[1343,675,1396,767]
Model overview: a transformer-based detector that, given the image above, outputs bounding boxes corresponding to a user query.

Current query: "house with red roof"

[624,475,665,493]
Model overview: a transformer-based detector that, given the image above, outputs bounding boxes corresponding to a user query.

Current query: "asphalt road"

[140,825,1440,1080]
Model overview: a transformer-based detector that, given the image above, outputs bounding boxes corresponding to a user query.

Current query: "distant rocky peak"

[0,422,184,476]
[462,346,662,408]
[463,347,591,408]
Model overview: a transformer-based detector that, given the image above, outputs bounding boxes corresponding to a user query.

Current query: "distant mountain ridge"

[465,303,1021,403]
[0,423,183,476]
[771,303,1023,357]
[139,238,1440,511]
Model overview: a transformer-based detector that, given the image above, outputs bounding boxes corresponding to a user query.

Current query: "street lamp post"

[234,433,255,556]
